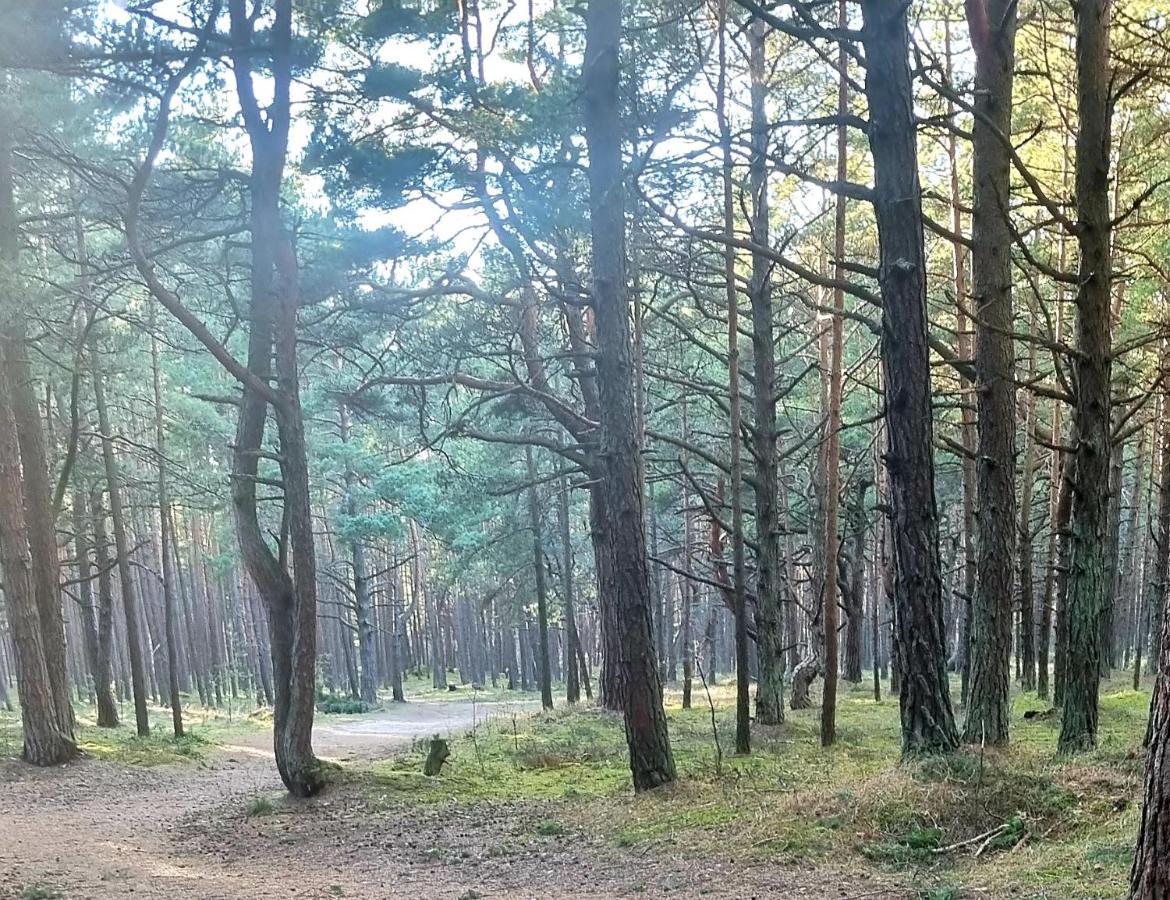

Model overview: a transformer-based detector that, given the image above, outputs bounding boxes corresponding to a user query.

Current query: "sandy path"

[0,700,907,900]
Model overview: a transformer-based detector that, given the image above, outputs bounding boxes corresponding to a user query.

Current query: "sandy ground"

[0,701,908,899]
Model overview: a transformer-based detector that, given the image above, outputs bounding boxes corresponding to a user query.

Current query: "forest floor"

[0,675,1147,900]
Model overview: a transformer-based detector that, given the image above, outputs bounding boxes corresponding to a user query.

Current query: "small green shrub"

[21,886,63,900]
[535,820,566,836]
[317,697,371,715]
[247,796,275,818]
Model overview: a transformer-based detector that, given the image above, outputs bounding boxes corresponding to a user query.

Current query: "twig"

[696,657,723,777]
[931,822,1010,855]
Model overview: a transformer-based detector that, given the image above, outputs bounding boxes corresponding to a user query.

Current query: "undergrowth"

[361,675,1147,899]
[0,697,266,766]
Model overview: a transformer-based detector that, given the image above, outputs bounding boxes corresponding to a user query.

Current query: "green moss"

[344,674,1148,898]
[0,697,269,767]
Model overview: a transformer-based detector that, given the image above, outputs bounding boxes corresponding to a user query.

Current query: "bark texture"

[963,0,1018,748]
[860,0,959,755]
[583,0,675,791]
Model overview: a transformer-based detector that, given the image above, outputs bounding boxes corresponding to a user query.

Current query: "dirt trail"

[0,701,906,900]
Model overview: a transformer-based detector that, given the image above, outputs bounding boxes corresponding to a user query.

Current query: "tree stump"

[423,736,450,776]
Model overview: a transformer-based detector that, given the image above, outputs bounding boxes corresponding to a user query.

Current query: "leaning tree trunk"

[1059,0,1113,755]
[860,0,958,755]
[963,0,1018,749]
[583,0,675,791]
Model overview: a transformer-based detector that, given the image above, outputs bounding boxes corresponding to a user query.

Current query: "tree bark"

[963,0,1018,748]
[1017,333,1039,693]
[860,0,958,755]
[0,354,76,765]
[1059,0,1113,755]
[150,311,184,737]
[92,348,150,737]
[714,0,750,756]
[583,0,675,790]
[526,446,554,710]
[0,105,76,745]
[558,476,582,704]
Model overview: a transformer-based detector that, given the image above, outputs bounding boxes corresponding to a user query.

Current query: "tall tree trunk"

[841,478,869,684]
[681,400,695,711]
[150,311,184,737]
[89,490,121,726]
[339,398,378,706]
[1140,389,1170,687]
[943,17,978,705]
[92,349,150,737]
[1018,333,1039,692]
[714,0,750,756]
[963,0,1018,748]
[0,107,75,743]
[1059,0,1113,755]
[223,0,322,794]
[582,0,675,790]
[0,356,76,765]
[559,476,582,704]
[73,491,118,725]
[820,0,849,746]
[526,446,554,710]
[747,14,784,728]
[860,0,958,755]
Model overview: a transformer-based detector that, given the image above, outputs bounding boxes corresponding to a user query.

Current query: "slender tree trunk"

[583,0,675,790]
[841,479,869,684]
[714,0,750,755]
[817,0,848,747]
[338,398,378,706]
[73,491,118,725]
[526,446,554,710]
[150,312,184,737]
[92,349,150,737]
[1141,388,1170,687]
[1059,0,1113,755]
[747,14,784,728]
[681,401,695,711]
[559,476,582,704]
[942,18,978,704]
[860,0,958,755]
[963,0,1018,748]
[1018,334,1039,692]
